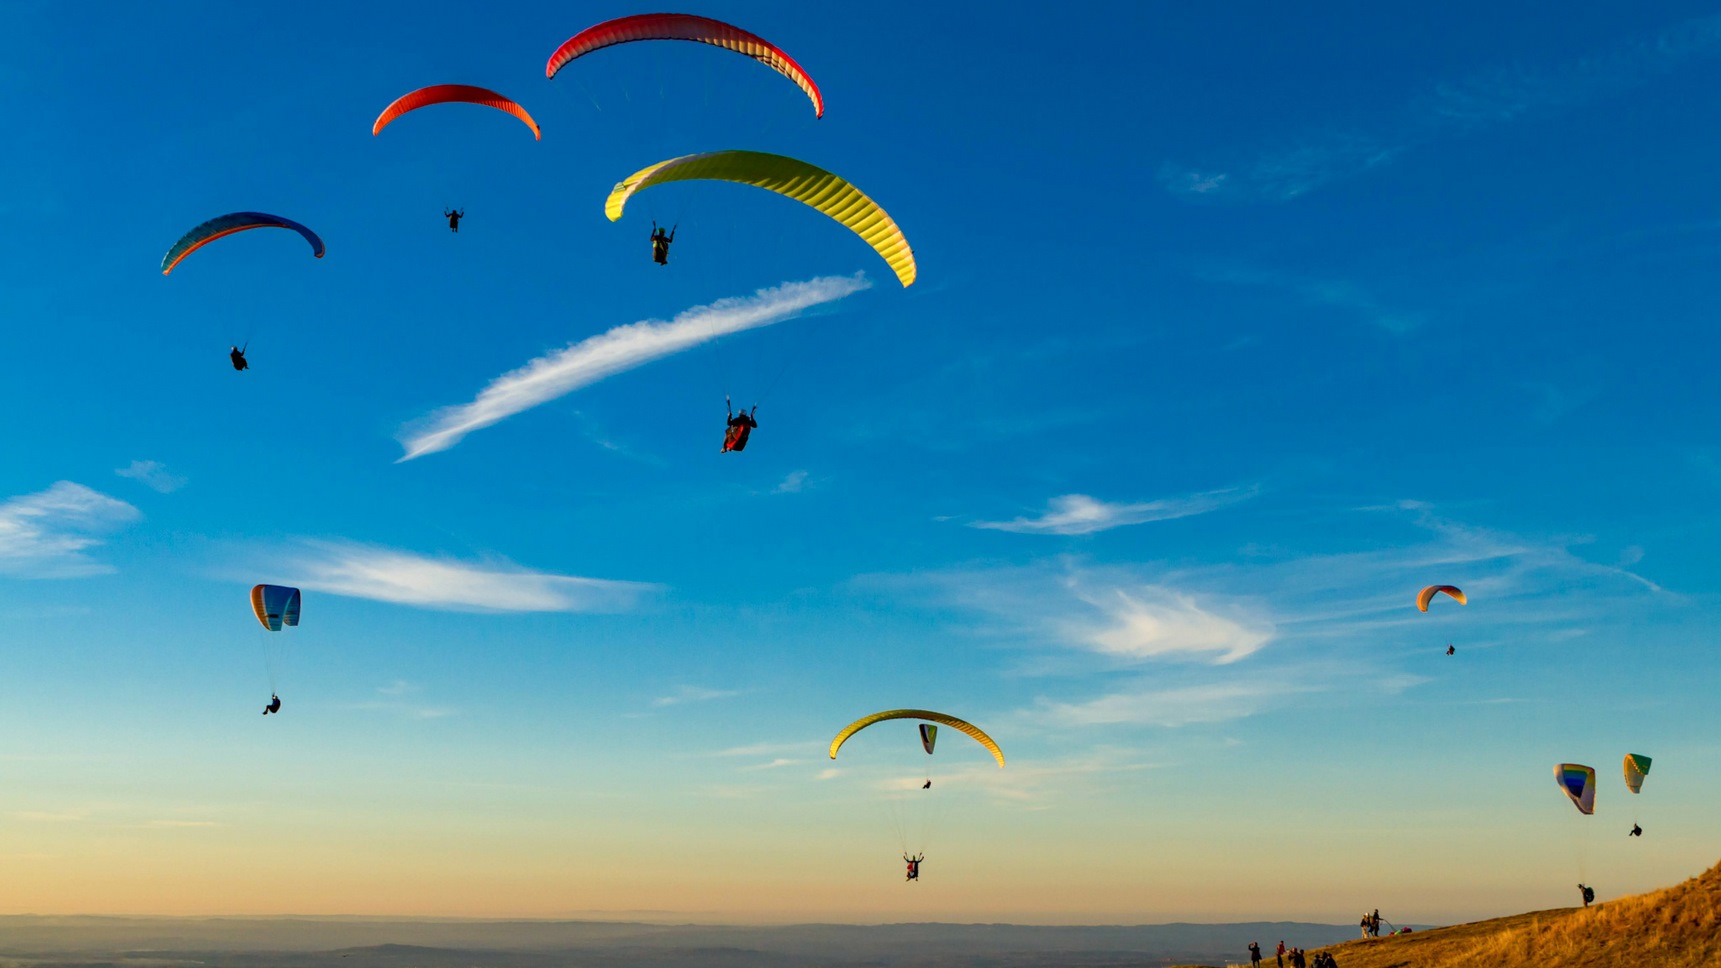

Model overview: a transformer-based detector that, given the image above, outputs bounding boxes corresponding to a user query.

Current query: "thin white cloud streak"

[136,820,219,829]
[1038,681,1291,728]
[114,460,186,494]
[652,685,739,708]
[972,487,1255,536]
[13,809,90,823]
[398,274,871,460]
[350,680,456,718]
[850,749,1149,808]
[350,700,456,720]
[0,482,140,578]
[1162,13,1721,202]
[1196,265,1428,335]
[282,540,660,613]
[715,741,817,758]
[773,470,810,494]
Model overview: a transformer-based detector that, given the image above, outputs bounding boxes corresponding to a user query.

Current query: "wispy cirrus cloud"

[14,809,91,823]
[1163,13,1721,202]
[114,460,186,494]
[398,274,872,460]
[0,482,140,578]
[892,562,1275,665]
[882,502,1667,734]
[971,487,1255,536]
[1037,680,1298,728]
[652,685,739,708]
[275,540,660,613]
[1196,266,1427,334]
[135,819,220,829]
[715,740,820,758]
[350,680,456,719]
[1072,585,1274,664]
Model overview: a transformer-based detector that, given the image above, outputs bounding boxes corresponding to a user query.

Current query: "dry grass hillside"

[1178,858,1721,968]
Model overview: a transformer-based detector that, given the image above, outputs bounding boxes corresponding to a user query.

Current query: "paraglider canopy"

[372,84,541,139]
[1624,754,1652,794]
[1555,763,1597,815]
[1416,584,1466,612]
[829,709,1003,767]
[251,584,302,632]
[162,213,325,275]
[605,150,917,287]
[918,723,938,755]
[546,13,825,117]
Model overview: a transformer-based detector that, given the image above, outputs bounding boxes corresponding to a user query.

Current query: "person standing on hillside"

[1276,940,1286,967]
[1578,883,1595,907]
[1248,941,1262,967]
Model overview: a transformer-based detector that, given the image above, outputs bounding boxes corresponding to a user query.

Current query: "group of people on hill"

[1251,941,1336,968]
[1359,909,1385,937]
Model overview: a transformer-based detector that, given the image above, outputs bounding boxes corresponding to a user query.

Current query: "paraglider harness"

[230,342,249,371]
[722,397,757,453]
[904,852,922,881]
[445,208,464,232]
[651,221,676,265]
[263,693,280,715]
[1580,884,1595,906]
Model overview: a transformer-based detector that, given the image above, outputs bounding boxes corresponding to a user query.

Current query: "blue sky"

[2,0,1719,922]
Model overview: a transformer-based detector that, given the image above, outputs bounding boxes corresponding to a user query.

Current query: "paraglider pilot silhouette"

[723,397,757,453]
[445,209,464,232]
[262,693,280,715]
[230,344,249,371]
[651,221,676,264]
[904,853,923,881]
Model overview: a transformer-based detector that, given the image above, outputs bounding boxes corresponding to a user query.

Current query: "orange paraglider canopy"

[1416,584,1466,612]
[372,84,541,139]
[546,13,823,118]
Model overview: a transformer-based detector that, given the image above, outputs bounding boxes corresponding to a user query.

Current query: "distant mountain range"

[0,915,1374,968]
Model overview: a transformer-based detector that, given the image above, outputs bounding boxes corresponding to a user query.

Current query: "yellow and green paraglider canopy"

[1624,754,1652,794]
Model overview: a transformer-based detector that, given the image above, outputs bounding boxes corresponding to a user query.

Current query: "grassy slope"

[1175,858,1721,968]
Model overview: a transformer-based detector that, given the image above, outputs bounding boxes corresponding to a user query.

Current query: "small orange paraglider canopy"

[1416,584,1466,612]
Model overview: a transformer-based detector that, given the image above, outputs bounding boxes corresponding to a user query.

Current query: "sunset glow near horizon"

[2,0,1719,924]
